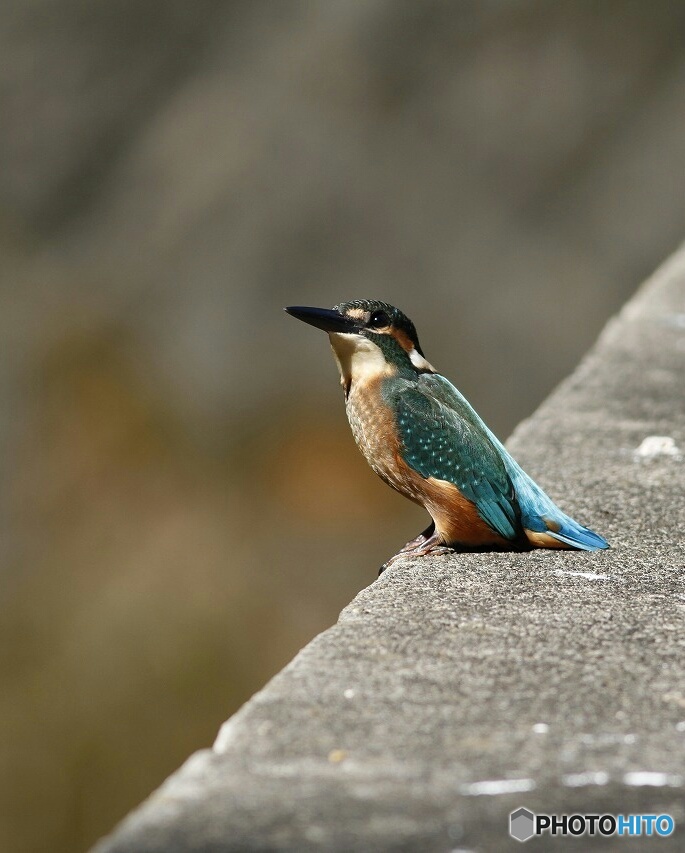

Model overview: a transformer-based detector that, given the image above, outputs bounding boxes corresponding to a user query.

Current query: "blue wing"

[386,373,608,551]
[385,375,521,541]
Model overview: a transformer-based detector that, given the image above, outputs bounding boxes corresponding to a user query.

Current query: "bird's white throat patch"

[328,333,391,390]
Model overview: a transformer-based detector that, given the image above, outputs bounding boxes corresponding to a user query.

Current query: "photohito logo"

[509,808,675,842]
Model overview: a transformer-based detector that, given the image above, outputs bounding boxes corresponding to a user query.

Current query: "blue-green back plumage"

[384,375,521,541]
[385,372,608,550]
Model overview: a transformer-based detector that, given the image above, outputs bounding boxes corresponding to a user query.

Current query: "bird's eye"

[368,310,390,329]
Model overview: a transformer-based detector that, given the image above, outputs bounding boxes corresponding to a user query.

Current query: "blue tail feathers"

[506,463,609,551]
[481,423,609,551]
[533,510,609,551]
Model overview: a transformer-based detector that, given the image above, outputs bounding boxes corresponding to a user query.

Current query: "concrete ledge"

[94,248,685,852]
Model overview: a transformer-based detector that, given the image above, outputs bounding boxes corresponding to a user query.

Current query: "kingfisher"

[285,300,608,572]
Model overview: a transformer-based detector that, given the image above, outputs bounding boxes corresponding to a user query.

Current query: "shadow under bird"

[286,300,608,572]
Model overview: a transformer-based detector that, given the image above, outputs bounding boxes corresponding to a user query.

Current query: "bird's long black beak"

[284,306,358,333]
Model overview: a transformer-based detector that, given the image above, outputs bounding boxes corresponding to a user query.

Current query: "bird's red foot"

[396,522,435,554]
[379,526,452,575]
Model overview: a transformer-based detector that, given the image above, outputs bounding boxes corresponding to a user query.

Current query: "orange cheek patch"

[391,328,415,353]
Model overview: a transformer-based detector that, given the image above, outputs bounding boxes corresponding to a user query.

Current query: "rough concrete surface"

[94,249,685,852]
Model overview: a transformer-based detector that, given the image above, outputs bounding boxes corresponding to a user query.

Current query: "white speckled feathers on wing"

[384,373,522,541]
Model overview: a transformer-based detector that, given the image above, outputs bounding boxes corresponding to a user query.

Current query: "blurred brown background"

[2,2,685,851]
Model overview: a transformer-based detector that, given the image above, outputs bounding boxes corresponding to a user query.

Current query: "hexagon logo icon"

[510,807,535,842]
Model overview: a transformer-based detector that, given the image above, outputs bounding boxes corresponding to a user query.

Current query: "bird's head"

[285,300,434,394]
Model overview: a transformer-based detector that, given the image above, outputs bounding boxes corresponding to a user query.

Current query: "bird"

[285,300,608,572]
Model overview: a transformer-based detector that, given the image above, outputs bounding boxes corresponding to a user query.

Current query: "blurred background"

[2,2,685,851]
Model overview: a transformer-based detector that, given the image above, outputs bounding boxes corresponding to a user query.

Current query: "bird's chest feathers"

[329,335,395,454]
[345,374,388,445]
[329,333,411,491]
[345,380,402,487]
